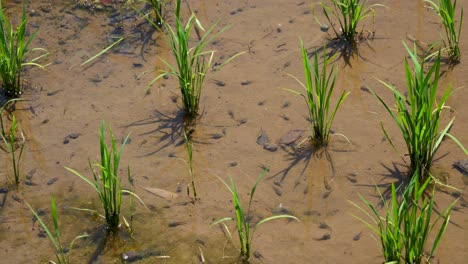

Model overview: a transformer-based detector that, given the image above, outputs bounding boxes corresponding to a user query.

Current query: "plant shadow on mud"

[358,152,454,203]
[356,160,443,207]
[308,33,385,67]
[407,34,458,71]
[266,141,337,192]
[122,109,209,156]
[360,161,407,207]
[356,159,463,230]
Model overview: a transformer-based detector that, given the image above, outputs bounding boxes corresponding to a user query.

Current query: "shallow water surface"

[0,0,467,263]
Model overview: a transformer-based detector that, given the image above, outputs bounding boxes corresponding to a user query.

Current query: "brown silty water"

[0,0,467,263]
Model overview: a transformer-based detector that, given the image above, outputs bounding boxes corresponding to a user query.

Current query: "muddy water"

[0,0,467,263]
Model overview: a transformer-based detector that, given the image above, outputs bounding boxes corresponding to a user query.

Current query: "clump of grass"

[0,100,24,185]
[27,195,88,264]
[66,122,143,232]
[317,0,383,45]
[350,169,457,263]
[212,169,299,263]
[0,1,48,98]
[425,0,463,63]
[148,0,242,119]
[285,38,349,148]
[372,43,466,180]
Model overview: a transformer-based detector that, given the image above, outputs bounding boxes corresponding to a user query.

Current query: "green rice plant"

[0,1,48,98]
[27,195,88,264]
[148,0,242,119]
[0,114,24,185]
[285,38,349,148]
[372,43,466,180]
[65,122,144,232]
[212,169,299,263]
[0,100,24,185]
[350,169,457,263]
[425,0,463,63]
[317,0,384,44]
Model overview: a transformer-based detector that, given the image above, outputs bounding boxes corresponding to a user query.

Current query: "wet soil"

[0,0,467,263]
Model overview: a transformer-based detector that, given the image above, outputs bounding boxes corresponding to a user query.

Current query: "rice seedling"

[148,0,243,119]
[212,169,299,263]
[0,1,48,98]
[0,114,24,185]
[285,38,349,148]
[350,169,457,263]
[26,195,88,264]
[0,100,24,185]
[372,43,466,180]
[317,0,384,45]
[425,0,463,63]
[65,122,144,232]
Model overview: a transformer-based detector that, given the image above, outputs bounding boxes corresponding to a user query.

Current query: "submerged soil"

[0,0,467,263]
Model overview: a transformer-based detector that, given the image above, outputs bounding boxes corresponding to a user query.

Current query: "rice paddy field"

[0,0,467,263]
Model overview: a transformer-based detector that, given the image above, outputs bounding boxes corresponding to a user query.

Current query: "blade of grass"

[213,169,299,261]
[80,37,124,66]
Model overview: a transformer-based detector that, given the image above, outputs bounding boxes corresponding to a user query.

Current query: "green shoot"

[372,42,466,180]
[65,121,144,232]
[80,37,124,67]
[27,195,89,264]
[149,0,241,119]
[350,169,457,263]
[0,1,48,98]
[212,169,299,263]
[285,38,349,148]
[425,0,463,63]
[0,100,24,185]
[317,0,384,45]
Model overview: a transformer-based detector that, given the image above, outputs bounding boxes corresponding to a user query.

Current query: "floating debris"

[143,187,178,199]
